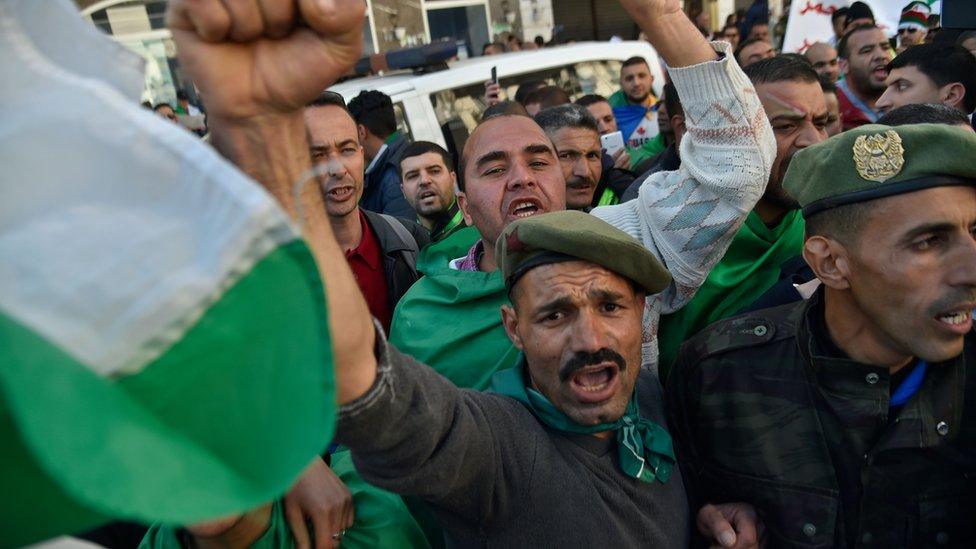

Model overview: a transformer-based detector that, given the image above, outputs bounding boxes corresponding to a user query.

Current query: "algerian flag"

[1,2,335,543]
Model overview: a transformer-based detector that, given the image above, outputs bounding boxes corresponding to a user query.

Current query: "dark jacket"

[668,291,976,548]
[591,152,637,207]
[361,209,429,309]
[361,134,415,218]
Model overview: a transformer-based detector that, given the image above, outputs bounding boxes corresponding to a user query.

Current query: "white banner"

[782,1,939,54]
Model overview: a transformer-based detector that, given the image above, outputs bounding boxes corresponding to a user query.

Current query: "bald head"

[805,42,840,83]
[460,114,550,188]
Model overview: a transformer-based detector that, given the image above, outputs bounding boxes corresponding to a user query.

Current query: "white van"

[329,41,664,161]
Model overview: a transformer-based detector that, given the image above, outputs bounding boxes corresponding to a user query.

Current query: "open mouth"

[327,186,355,201]
[568,363,620,404]
[508,198,543,219]
[871,65,888,79]
[934,307,974,335]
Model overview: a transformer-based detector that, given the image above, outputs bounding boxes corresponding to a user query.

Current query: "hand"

[284,457,355,549]
[484,81,502,107]
[611,148,631,170]
[697,502,764,549]
[617,0,682,23]
[167,0,366,122]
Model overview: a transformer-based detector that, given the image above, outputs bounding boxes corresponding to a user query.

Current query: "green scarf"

[657,210,806,377]
[390,227,519,390]
[490,358,675,484]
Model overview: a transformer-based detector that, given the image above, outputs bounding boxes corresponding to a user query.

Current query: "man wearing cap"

[896,1,930,53]
[389,0,775,390]
[668,124,976,547]
[336,211,759,546]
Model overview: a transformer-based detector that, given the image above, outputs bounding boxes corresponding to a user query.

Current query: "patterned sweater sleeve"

[591,42,775,314]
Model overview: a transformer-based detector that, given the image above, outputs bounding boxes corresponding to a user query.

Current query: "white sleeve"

[592,42,775,314]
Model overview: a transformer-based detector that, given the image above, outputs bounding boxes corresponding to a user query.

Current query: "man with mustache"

[657,55,828,377]
[398,141,467,243]
[669,123,976,547]
[339,212,759,546]
[836,24,894,130]
[389,0,775,391]
[534,104,636,210]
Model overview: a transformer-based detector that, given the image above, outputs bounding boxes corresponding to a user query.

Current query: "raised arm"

[594,0,775,313]
[168,0,378,404]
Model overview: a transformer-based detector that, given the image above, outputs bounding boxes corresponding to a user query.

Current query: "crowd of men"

[8,0,976,547]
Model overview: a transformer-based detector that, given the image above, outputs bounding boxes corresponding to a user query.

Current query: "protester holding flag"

[608,56,666,169]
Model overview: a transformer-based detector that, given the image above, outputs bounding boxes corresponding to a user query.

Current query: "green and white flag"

[1,0,335,544]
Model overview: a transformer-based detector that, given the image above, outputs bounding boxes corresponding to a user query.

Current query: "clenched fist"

[167,0,366,121]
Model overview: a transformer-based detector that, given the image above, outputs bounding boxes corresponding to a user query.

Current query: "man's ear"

[501,304,524,350]
[457,191,474,226]
[357,124,368,143]
[802,235,852,290]
[839,58,850,77]
[940,82,966,111]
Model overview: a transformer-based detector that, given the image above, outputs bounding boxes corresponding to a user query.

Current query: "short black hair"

[483,100,529,120]
[837,23,880,58]
[877,103,972,127]
[534,35,545,46]
[804,201,874,246]
[347,90,396,138]
[482,42,503,54]
[398,140,454,178]
[575,94,609,108]
[176,90,189,101]
[621,56,650,71]
[744,54,820,85]
[663,81,683,117]
[734,37,770,63]
[524,85,570,109]
[152,102,174,112]
[831,7,849,23]
[844,1,874,28]
[514,80,546,105]
[888,44,976,114]
[308,90,349,111]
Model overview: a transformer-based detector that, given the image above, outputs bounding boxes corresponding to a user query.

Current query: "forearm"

[626,8,716,67]
[209,114,377,404]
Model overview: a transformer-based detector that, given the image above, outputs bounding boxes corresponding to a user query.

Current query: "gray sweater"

[336,334,690,547]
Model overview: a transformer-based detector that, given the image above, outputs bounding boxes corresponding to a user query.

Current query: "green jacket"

[668,292,976,548]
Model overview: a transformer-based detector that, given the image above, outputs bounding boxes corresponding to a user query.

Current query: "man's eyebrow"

[899,222,957,243]
[534,296,573,315]
[474,150,507,169]
[524,143,555,156]
[588,288,626,302]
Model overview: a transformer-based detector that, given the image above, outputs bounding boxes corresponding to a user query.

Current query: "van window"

[430,59,624,163]
[393,102,412,139]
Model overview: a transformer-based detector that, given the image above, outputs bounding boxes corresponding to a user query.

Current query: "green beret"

[783,123,976,217]
[495,210,672,294]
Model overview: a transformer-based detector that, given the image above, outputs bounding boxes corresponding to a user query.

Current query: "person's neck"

[823,287,915,373]
[662,131,675,147]
[629,95,653,107]
[753,197,789,227]
[331,208,364,252]
[477,239,498,272]
[848,78,881,109]
[364,134,386,162]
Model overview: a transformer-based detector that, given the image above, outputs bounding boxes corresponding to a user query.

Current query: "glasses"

[898,28,919,35]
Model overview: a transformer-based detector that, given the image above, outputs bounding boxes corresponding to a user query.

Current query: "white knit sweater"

[592,41,776,376]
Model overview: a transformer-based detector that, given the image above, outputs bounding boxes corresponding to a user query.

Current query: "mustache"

[565,175,596,188]
[928,289,976,316]
[559,348,627,382]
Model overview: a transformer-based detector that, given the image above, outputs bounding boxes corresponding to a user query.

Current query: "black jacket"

[361,209,429,309]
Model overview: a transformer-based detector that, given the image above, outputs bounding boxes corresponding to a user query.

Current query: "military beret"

[783,123,976,217]
[495,210,672,294]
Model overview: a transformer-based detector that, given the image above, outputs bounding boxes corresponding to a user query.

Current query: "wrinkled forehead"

[461,115,553,173]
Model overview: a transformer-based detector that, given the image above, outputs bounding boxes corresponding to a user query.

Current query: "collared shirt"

[345,210,392,331]
[450,240,485,272]
[836,79,879,130]
[364,131,400,175]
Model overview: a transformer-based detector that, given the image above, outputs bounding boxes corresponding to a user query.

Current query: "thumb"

[697,504,737,548]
